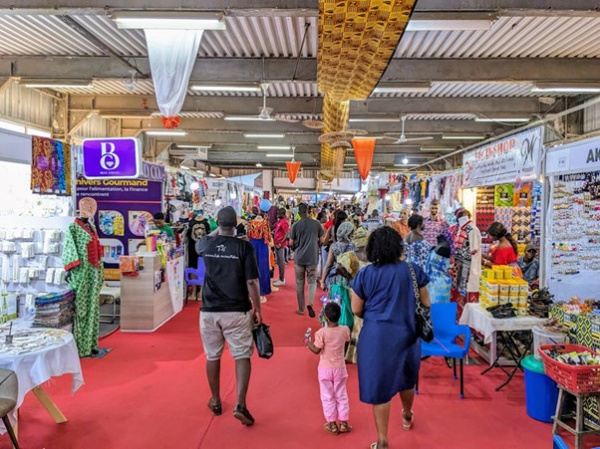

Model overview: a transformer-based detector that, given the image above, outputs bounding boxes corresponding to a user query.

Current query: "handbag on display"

[408,262,434,343]
[253,323,274,359]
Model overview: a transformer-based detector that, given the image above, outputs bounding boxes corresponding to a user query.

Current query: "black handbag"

[252,323,274,359]
[408,263,434,343]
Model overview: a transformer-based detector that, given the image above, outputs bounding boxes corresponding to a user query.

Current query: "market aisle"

[11,263,559,449]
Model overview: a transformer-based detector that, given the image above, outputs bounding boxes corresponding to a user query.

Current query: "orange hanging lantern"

[161,116,181,129]
[352,138,376,181]
[286,161,302,184]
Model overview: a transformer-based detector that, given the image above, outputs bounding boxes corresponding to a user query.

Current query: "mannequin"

[423,200,448,247]
[63,197,104,357]
[450,208,481,318]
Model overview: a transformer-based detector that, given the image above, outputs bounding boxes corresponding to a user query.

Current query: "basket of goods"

[539,344,600,393]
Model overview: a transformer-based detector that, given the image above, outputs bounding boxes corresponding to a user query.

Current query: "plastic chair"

[0,369,20,448]
[417,302,471,399]
[184,257,206,303]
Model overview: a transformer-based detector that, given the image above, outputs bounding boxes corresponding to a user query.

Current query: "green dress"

[63,219,104,356]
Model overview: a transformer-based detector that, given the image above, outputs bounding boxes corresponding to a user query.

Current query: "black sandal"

[233,404,255,426]
[208,399,222,416]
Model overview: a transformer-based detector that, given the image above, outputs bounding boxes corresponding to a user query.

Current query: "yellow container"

[488,280,499,294]
[509,282,520,297]
[499,283,510,295]
[499,295,510,305]
[519,284,529,295]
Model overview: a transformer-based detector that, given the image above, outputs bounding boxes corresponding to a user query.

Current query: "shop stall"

[545,135,600,301]
[462,127,545,256]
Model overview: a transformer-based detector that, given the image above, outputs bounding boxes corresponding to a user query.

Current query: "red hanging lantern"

[352,138,376,181]
[286,161,302,184]
[161,116,181,129]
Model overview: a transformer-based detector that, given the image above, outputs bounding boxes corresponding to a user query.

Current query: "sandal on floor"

[402,409,414,430]
[207,399,222,416]
[338,422,352,433]
[295,310,305,315]
[323,422,339,434]
[233,404,255,426]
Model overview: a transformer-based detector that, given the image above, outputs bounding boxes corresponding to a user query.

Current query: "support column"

[262,169,273,199]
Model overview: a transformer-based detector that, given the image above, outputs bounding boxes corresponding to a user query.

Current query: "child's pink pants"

[318,367,350,422]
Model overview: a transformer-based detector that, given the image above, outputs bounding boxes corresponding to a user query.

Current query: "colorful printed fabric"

[31,136,72,196]
[247,219,272,244]
[63,219,104,357]
[405,239,431,272]
[422,218,448,247]
[426,251,452,304]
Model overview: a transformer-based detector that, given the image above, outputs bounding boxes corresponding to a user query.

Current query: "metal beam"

[3,57,599,84]
[71,95,543,117]
[2,1,599,15]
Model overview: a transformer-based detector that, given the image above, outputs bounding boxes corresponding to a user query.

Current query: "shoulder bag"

[407,262,434,342]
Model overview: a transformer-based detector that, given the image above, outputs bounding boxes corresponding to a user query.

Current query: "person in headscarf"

[320,222,356,291]
[352,227,369,264]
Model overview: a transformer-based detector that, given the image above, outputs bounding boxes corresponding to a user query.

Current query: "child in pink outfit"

[305,302,352,435]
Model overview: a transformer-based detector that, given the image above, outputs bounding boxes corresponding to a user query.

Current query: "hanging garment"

[450,220,481,317]
[63,219,104,357]
[426,251,452,304]
[247,219,273,296]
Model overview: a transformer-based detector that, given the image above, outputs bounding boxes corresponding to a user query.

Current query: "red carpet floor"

[4,263,582,448]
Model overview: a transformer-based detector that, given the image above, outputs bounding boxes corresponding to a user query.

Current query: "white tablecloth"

[459,303,545,344]
[0,329,84,432]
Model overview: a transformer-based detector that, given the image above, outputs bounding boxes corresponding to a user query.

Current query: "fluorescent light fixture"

[112,11,226,31]
[21,80,93,89]
[0,119,25,134]
[442,135,485,140]
[406,20,493,32]
[532,84,600,93]
[257,145,291,150]
[191,84,261,92]
[475,117,530,123]
[180,165,190,170]
[225,116,275,122]
[349,117,400,123]
[373,83,431,94]
[393,163,420,167]
[145,130,187,136]
[420,147,455,153]
[177,145,202,148]
[266,154,294,158]
[402,156,409,165]
[26,127,52,138]
[256,163,263,168]
[244,133,285,139]
[209,173,217,177]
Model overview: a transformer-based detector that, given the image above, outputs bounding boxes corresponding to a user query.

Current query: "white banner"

[546,136,600,175]
[462,127,543,188]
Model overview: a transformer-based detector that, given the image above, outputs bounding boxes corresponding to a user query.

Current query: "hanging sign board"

[82,137,142,179]
[546,136,600,175]
[462,127,543,188]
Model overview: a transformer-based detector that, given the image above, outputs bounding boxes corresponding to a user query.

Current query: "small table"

[459,303,544,390]
[0,328,84,435]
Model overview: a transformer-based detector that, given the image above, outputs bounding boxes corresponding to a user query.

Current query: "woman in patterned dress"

[404,215,431,272]
[246,212,273,302]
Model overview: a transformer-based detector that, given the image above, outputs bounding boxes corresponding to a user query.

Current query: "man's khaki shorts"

[200,311,254,361]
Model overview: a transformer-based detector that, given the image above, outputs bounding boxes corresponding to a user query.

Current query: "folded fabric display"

[119,256,140,277]
[33,290,75,328]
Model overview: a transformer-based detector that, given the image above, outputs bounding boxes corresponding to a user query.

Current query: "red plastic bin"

[539,344,600,394]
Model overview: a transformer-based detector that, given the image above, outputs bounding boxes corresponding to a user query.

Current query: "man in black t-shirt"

[196,206,262,426]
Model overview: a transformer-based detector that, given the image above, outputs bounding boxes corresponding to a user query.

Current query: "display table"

[460,303,544,390]
[0,328,84,433]
[120,254,183,332]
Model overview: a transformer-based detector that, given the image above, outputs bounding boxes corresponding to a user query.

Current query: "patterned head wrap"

[352,227,369,248]
[336,221,355,242]
[338,251,360,280]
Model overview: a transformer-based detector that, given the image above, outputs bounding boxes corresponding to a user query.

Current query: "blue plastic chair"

[184,257,206,303]
[417,302,471,398]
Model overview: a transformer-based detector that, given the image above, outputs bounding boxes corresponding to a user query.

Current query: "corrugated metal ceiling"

[52,80,573,99]
[0,14,598,59]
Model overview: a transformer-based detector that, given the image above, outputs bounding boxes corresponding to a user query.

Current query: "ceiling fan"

[256,82,299,123]
[377,116,435,144]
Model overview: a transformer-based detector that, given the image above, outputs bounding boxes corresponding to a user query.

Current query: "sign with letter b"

[82,138,142,179]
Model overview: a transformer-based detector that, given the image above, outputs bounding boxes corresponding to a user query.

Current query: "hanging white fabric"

[144,29,204,118]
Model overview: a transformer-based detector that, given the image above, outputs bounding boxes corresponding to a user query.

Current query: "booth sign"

[546,136,600,175]
[82,137,142,179]
[462,127,543,188]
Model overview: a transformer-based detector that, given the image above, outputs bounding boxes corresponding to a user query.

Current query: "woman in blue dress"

[351,226,430,449]
[404,214,432,272]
